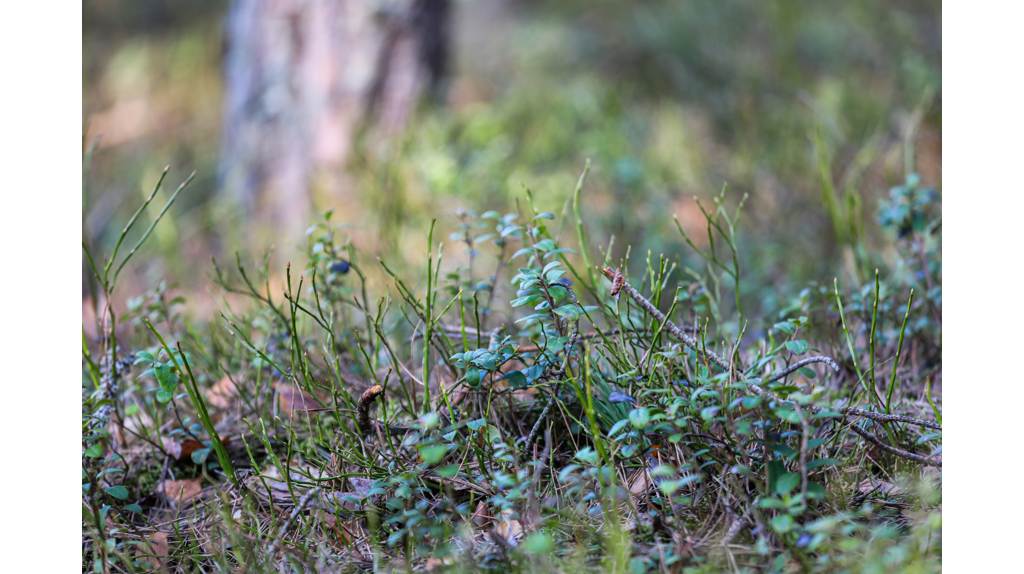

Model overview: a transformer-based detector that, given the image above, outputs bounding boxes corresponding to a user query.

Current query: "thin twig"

[266,486,321,557]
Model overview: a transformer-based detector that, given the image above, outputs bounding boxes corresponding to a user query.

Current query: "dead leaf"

[348,477,375,497]
[277,384,325,416]
[628,467,650,495]
[158,477,203,505]
[206,376,238,409]
[493,509,523,547]
[471,501,490,527]
[161,437,204,462]
[424,557,453,571]
[145,531,168,568]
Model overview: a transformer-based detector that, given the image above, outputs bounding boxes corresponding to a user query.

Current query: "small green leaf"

[124,504,143,513]
[191,448,211,465]
[553,305,580,321]
[84,444,103,458]
[505,370,527,389]
[509,248,534,262]
[806,481,827,500]
[510,295,541,307]
[775,472,800,495]
[155,363,170,381]
[465,368,482,388]
[804,458,839,471]
[156,389,174,403]
[418,444,449,465]
[524,531,554,554]
[575,447,599,464]
[770,513,794,533]
[104,486,129,500]
[629,408,651,429]
[774,321,796,334]
[785,340,810,355]
[434,464,460,478]
[533,212,555,221]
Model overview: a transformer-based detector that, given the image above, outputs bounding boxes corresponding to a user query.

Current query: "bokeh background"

[82,0,940,322]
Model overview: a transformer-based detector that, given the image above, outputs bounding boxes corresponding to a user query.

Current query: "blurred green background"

[82,0,940,321]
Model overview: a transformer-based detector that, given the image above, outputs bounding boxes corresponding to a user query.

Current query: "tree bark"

[219,0,449,234]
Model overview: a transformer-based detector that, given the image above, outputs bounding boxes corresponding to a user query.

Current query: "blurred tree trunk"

[219,0,449,234]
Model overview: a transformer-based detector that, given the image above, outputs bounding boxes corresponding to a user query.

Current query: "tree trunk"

[219,0,449,234]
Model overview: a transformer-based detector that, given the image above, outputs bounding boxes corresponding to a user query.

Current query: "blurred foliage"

[83,0,940,322]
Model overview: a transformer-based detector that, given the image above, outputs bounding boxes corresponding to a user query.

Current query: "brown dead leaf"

[277,383,325,416]
[424,557,453,571]
[471,501,490,527]
[158,477,203,505]
[628,468,650,495]
[493,509,523,546]
[348,477,375,497]
[145,531,168,568]
[161,437,204,462]
[206,376,238,409]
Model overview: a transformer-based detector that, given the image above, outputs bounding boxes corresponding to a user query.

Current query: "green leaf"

[629,408,650,429]
[804,458,839,471]
[509,248,534,262]
[545,268,567,282]
[533,212,555,221]
[104,486,129,500]
[770,513,794,533]
[785,340,810,355]
[505,370,528,389]
[84,444,103,458]
[575,447,599,464]
[608,419,631,438]
[524,531,554,554]
[553,305,580,321]
[543,248,578,259]
[798,367,816,379]
[434,464,460,478]
[124,504,143,513]
[700,406,720,420]
[542,261,562,274]
[806,481,827,500]
[155,362,170,381]
[465,368,482,388]
[156,389,174,403]
[418,445,448,465]
[775,472,800,495]
[514,313,549,324]
[510,295,541,308]
[534,239,556,251]
[549,285,568,301]
[191,448,211,465]
[774,321,796,334]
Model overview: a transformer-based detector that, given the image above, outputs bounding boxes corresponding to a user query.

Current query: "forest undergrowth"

[82,162,941,573]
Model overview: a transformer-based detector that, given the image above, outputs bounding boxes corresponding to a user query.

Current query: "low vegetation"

[83,163,941,573]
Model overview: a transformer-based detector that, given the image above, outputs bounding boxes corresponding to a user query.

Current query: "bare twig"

[266,486,321,557]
